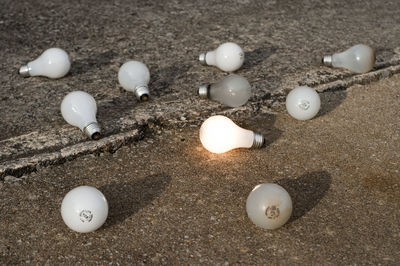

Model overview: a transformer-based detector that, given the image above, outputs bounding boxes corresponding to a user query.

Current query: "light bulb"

[118,60,150,101]
[61,186,108,233]
[246,183,292,230]
[198,74,251,107]
[61,91,101,140]
[19,48,71,79]
[199,115,264,154]
[286,86,321,120]
[199,42,244,72]
[322,44,375,73]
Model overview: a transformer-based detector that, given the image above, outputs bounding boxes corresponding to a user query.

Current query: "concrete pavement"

[1,0,399,264]
[1,75,399,264]
[2,0,400,178]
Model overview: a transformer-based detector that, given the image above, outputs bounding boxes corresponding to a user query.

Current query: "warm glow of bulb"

[199,115,255,154]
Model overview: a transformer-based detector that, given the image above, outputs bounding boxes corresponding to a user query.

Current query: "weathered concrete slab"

[2,0,400,176]
[1,74,399,264]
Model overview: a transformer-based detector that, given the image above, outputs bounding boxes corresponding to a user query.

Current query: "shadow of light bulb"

[118,60,150,101]
[322,44,375,73]
[61,91,101,140]
[198,74,251,107]
[199,42,244,72]
[199,115,264,154]
[19,48,71,79]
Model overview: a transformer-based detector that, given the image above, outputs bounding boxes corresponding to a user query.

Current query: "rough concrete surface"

[2,0,400,177]
[1,0,400,264]
[1,75,400,264]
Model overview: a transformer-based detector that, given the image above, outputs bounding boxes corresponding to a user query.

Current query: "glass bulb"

[118,60,150,101]
[322,44,375,73]
[61,186,108,233]
[198,74,251,107]
[199,115,264,154]
[19,48,71,79]
[61,91,101,140]
[246,183,292,230]
[286,86,321,120]
[199,42,244,72]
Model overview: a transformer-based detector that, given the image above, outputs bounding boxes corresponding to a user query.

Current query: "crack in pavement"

[2,62,400,180]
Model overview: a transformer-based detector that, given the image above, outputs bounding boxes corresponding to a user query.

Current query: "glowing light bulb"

[286,86,321,120]
[118,60,150,101]
[199,115,264,154]
[322,44,375,73]
[19,48,70,79]
[199,42,244,72]
[198,74,251,107]
[61,91,101,140]
[246,183,292,230]
[61,186,108,233]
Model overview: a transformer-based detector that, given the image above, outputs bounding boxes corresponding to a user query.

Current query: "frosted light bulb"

[286,86,321,120]
[118,60,150,101]
[198,74,251,107]
[61,186,108,233]
[246,183,292,230]
[199,42,244,72]
[322,44,375,73]
[199,115,264,154]
[61,91,101,140]
[19,48,70,79]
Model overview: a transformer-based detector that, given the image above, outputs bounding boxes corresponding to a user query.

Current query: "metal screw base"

[197,84,209,98]
[199,53,207,65]
[19,65,31,77]
[322,55,333,66]
[252,133,265,149]
[83,122,101,140]
[135,86,150,102]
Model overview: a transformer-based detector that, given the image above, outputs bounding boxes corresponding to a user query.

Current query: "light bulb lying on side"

[61,186,108,233]
[19,48,71,79]
[198,74,251,107]
[118,60,150,101]
[199,115,264,154]
[246,183,292,230]
[199,42,244,72]
[61,91,101,140]
[286,86,321,120]
[322,44,375,73]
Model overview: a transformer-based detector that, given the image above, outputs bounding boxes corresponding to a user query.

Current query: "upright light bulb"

[246,183,292,230]
[118,60,150,101]
[61,91,101,140]
[286,86,321,120]
[199,42,244,72]
[199,115,264,154]
[198,74,251,107]
[61,186,108,233]
[322,44,375,73]
[19,48,71,79]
